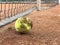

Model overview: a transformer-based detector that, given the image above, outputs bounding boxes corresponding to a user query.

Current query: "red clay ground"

[0,5,60,45]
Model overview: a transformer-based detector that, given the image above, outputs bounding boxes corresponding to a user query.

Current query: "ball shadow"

[14,31,31,35]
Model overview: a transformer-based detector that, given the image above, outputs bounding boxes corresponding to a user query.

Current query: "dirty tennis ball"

[15,17,32,33]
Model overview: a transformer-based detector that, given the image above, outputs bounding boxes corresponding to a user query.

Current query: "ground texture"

[0,5,60,45]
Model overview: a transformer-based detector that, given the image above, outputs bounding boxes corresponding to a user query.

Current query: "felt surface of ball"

[15,17,32,33]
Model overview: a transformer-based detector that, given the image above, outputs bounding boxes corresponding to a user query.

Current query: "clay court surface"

[0,5,60,45]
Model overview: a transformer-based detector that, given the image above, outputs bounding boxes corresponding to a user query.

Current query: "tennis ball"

[15,17,32,33]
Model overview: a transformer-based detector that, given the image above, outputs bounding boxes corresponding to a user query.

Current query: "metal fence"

[0,0,58,21]
[0,0,59,27]
[40,0,58,9]
[0,0,36,21]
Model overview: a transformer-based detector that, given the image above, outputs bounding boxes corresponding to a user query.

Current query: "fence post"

[59,0,60,4]
[37,0,41,10]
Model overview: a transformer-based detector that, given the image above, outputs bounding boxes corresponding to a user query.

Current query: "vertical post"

[37,0,41,10]
[59,0,60,4]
